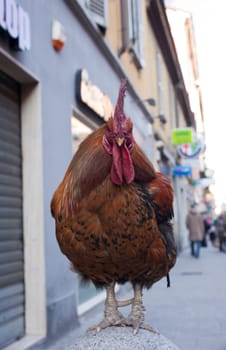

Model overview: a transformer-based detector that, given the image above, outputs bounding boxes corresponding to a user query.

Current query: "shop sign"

[0,0,31,50]
[177,141,203,158]
[171,128,193,145]
[173,165,192,177]
[77,68,113,121]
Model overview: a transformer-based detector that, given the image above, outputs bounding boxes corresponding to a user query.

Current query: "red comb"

[114,79,127,133]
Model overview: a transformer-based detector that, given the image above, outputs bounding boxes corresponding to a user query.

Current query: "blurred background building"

[0,0,214,348]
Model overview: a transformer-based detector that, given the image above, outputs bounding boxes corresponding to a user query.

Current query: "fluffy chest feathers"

[54,176,173,287]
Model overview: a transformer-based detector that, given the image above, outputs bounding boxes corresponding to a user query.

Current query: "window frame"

[127,0,145,69]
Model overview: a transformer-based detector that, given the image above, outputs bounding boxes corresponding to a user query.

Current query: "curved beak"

[116,137,124,147]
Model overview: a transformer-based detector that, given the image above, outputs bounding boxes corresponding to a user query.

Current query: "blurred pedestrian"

[215,212,226,252]
[186,204,205,258]
[201,216,209,247]
[208,221,217,245]
[203,216,212,245]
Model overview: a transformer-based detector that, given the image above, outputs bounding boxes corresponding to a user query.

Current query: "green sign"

[172,128,193,145]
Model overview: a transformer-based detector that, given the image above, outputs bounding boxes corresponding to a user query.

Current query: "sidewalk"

[42,242,226,350]
[143,242,226,350]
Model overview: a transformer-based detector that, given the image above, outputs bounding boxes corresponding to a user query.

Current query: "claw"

[133,327,139,336]
[140,323,159,334]
[130,322,159,335]
[87,314,127,333]
[88,319,110,332]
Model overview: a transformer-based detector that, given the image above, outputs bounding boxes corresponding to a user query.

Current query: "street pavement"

[43,241,226,350]
[143,242,226,350]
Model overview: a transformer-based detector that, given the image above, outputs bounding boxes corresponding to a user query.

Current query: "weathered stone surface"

[66,327,180,350]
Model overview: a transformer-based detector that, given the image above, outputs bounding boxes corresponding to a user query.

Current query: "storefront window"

[71,116,92,153]
[70,116,104,310]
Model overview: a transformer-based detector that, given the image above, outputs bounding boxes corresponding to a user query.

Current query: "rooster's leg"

[88,282,126,332]
[126,283,159,335]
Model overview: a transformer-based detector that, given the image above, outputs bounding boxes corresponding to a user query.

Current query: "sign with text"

[173,165,192,177]
[0,0,31,50]
[77,68,113,121]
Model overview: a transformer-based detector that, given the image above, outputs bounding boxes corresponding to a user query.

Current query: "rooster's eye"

[125,136,134,152]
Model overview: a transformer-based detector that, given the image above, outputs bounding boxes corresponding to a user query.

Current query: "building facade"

[0,0,201,349]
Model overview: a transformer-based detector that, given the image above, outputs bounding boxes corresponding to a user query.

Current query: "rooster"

[51,79,177,335]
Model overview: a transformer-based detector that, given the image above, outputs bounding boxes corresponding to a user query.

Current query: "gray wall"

[0,0,154,341]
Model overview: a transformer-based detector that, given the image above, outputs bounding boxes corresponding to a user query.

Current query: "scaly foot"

[125,283,159,335]
[88,282,127,333]
[88,308,126,332]
[125,302,159,335]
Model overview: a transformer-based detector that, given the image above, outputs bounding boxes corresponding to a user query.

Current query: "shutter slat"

[0,305,24,325]
[0,162,21,177]
[0,150,21,166]
[0,228,22,241]
[0,294,24,313]
[0,129,20,147]
[0,272,24,288]
[0,71,24,347]
[0,71,19,100]
[0,208,22,219]
[0,194,22,206]
[0,261,23,276]
[0,95,19,112]
[0,251,23,264]
[87,0,108,28]
[0,184,21,197]
[0,115,20,134]
[0,283,24,300]
[0,241,23,252]
[0,174,21,187]
[0,218,22,230]
[0,139,21,157]
[90,0,105,15]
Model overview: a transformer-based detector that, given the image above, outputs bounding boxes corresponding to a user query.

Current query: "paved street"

[43,242,226,350]
[143,242,226,350]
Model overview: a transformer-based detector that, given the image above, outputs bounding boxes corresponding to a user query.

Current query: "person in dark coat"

[215,213,226,252]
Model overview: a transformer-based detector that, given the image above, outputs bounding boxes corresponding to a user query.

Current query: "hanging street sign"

[173,165,192,177]
[177,141,203,158]
[171,128,193,145]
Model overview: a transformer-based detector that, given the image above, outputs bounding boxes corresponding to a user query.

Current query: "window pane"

[71,117,92,153]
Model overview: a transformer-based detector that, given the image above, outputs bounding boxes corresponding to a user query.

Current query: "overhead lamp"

[143,98,156,106]
[142,99,167,123]
[132,97,156,106]
[153,114,167,124]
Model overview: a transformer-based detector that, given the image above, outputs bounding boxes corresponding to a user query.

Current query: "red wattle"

[121,143,135,184]
[111,143,123,185]
[111,143,134,185]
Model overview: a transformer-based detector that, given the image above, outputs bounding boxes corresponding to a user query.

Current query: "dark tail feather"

[166,273,170,288]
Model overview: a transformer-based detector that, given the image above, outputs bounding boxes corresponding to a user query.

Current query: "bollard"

[66,327,181,350]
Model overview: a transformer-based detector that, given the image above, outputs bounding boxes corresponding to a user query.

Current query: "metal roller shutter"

[0,72,25,348]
